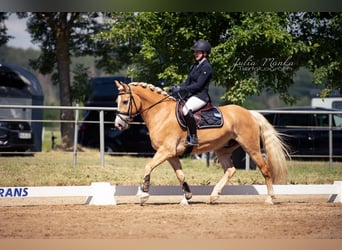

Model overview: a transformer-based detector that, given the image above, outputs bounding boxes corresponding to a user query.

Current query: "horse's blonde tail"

[250,111,289,184]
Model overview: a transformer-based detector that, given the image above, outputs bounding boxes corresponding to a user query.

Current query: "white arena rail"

[0,181,341,205]
[0,182,116,205]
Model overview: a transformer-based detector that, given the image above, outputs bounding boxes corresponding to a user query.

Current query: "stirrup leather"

[185,134,198,146]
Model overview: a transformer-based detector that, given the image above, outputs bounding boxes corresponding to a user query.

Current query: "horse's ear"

[115,80,127,91]
[114,80,122,88]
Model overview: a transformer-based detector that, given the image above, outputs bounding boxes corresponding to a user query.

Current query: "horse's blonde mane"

[129,82,175,99]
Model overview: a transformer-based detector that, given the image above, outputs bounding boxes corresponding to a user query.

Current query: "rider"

[171,39,213,146]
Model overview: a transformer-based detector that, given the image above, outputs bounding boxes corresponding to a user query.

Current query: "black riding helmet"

[191,40,211,54]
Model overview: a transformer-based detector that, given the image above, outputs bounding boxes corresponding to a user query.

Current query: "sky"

[5,14,39,50]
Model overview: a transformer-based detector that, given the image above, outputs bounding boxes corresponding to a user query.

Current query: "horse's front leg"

[136,174,151,204]
[137,150,168,204]
[168,157,192,204]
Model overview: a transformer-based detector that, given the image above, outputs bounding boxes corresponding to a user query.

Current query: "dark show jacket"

[180,59,212,102]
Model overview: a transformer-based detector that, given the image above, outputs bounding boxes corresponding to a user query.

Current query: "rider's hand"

[170,85,181,94]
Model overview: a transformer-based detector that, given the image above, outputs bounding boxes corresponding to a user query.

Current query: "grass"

[42,127,61,151]
[0,150,341,187]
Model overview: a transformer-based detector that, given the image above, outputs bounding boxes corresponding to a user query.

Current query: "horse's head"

[114,81,141,131]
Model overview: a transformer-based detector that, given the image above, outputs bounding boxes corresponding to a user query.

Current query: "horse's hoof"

[136,186,150,204]
[184,192,192,200]
[264,196,274,205]
[139,194,149,205]
[180,195,189,205]
[209,195,219,204]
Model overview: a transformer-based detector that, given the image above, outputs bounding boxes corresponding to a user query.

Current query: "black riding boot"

[184,110,199,146]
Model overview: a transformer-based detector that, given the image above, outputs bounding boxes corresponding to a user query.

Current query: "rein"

[139,95,170,115]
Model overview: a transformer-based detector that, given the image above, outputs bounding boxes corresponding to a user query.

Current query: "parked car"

[263,106,342,160]
[78,76,155,156]
[0,62,44,153]
[0,118,35,154]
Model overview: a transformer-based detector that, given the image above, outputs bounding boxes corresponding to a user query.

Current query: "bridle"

[116,83,171,125]
[116,84,138,122]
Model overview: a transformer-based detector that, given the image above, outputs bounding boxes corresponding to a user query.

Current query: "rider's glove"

[170,85,181,94]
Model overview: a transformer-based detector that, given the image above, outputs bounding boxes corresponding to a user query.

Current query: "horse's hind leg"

[255,154,275,204]
[246,150,275,204]
[235,121,276,204]
[168,157,192,203]
[210,148,237,203]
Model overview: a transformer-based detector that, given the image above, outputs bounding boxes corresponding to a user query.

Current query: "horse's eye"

[123,100,129,105]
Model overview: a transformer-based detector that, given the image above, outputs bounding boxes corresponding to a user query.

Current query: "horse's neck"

[133,87,175,130]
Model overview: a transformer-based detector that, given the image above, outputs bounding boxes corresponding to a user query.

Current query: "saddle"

[176,101,224,129]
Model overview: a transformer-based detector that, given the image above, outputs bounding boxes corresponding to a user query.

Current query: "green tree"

[211,12,310,104]
[19,12,109,148]
[98,12,314,105]
[296,12,342,97]
[98,12,230,83]
[0,12,11,46]
[98,12,342,104]
[71,64,91,105]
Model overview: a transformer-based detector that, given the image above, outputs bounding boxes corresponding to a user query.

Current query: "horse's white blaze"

[114,94,129,130]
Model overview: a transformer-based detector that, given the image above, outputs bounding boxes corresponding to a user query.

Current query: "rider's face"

[193,50,204,61]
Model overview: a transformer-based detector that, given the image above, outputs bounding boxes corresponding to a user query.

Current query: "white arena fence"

[0,181,341,205]
[0,104,341,168]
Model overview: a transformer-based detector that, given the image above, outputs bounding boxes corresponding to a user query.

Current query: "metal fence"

[0,104,341,168]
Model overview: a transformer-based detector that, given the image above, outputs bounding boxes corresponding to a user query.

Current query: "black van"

[231,106,342,169]
[263,106,342,160]
[77,76,155,155]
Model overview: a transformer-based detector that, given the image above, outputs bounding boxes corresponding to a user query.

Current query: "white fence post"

[99,110,105,167]
[73,103,79,167]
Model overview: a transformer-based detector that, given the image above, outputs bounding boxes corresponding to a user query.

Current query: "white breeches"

[182,96,206,115]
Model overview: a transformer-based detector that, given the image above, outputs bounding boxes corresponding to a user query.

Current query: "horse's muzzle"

[114,115,130,131]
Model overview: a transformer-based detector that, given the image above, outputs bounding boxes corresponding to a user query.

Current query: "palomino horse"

[114,81,288,205]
